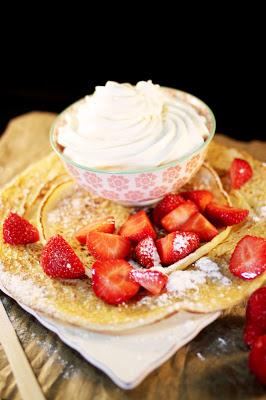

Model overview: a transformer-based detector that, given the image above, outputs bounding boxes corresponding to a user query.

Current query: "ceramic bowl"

[50,89,216,206]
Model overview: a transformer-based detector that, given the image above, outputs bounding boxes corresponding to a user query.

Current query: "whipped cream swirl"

[57,81,209,170]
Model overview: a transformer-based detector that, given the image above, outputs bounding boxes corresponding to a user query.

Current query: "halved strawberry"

[75,216,115,244]
[161,201,198,232]
[152,193,185,227]
[3,212,39,245]
[92,259,140,305]
[180,212,218,242]
[40,234,85,279]
[205,202,249,226]
[249,335,266,385]
[156,231,200,266]
[87,232,131,260]
[181,190,213,212]
[229,235,266,280]
[135,236,161,268]
[130,269,168,295]
[230,158,253,189]
[119,210,156,242]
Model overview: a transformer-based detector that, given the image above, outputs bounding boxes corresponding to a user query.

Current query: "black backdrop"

[0,10,265,142]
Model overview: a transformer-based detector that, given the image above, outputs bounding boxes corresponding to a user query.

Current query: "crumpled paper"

[0,112,265,399]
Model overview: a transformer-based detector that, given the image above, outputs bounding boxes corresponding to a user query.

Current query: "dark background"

[0,10,265,142]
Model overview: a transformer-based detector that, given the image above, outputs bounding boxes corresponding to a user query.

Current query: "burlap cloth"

[0,112,265,400]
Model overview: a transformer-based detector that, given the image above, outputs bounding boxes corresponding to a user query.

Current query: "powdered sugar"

[195,257,231,285]
[173,234,190,252]
[166,257,231,295]
[252,205,266,222]
[167,270,206,294]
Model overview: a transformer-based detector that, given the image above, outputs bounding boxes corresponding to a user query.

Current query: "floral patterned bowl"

[50,89,216,206]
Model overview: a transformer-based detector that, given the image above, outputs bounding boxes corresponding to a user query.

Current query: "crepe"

[0,144,265,332]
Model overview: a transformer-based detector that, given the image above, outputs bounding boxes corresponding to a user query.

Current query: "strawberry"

[156,231,200,266]
[40,234,85,278]
[181,190,213,212]
[249,335,266,385]
[87,231,131,260]
[229,235,266,280]
[244,288,266,347]
[152,194,185,227]
[3,212,39,245]
[180,212,218,242]
[205,202,249,226]
[161,201,198,232]
[244,324,265,349]
[135,236,161,268]
[75,216,115,244]
[119,210,156,242]
[130,269,168,295]
[230,158,253,189]
[92,259,140,305]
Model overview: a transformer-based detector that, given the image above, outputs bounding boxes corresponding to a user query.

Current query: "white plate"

[0,285,220,389]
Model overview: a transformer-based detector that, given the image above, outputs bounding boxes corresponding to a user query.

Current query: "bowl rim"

[50,88,216,175]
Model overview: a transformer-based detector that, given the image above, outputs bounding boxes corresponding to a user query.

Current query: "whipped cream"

[57,81,210,170]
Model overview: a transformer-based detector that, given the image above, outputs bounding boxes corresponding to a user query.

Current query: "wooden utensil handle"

[0,300,46,400]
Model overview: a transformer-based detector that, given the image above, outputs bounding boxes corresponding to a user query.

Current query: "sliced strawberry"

[75,216,115,244]
[152,193,185,227]
[87,232,131,260]
[230,158,253,189]
[205,202,249,226]
[249,335,266,385]
[119,210,156,242]
[181,190,214,212]
[180,212,218,242]
[40,234,85,278]
[161,201,198,232]
[135,236,161,268]
[3,212,39,245]
[130,269,168,295]
[156,231,200,266]
[229,235,266,280]
[92,259,140,305]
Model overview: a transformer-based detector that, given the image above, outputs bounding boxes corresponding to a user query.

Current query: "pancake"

[0,144,265,332]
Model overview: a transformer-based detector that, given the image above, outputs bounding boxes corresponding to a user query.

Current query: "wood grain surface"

[0,112,265,400]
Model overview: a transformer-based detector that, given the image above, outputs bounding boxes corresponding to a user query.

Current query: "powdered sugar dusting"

[167,270,206,294]
[195,257,231,285]
[173,234,190,252]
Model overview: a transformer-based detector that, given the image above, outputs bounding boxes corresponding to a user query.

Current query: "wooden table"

[0,112,265,400]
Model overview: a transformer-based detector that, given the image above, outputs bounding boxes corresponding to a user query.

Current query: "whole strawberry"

[249,335,266,385]
[3,212,39,245]
[244,287,266,347]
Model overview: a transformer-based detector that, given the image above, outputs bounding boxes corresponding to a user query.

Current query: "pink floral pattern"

[124,190,145,201]
[108,175,129,190]
[83,172,103,188]
[64,153,205,205]
[163,165,182,183]
[173,176,189,191]
[66,164,81,178]
[149,186,168,197]
[186,154,201,173]
[135,173,157,188]
[100,190,120,200]
[81,183,97,194]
